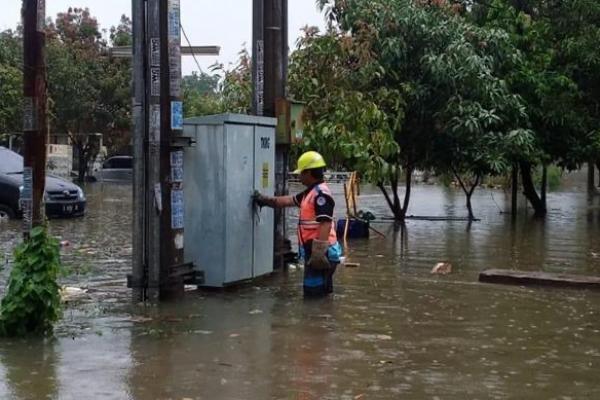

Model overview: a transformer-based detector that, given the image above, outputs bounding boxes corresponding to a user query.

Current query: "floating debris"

[431,262,452,275]
[59,286,88,302]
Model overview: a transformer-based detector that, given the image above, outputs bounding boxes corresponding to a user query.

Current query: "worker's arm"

[253,194,296,209]
[269,195,296,208]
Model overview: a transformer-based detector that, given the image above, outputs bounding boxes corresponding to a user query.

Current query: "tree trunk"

[541,164,547,209]
[588,161,597,195]
[520,161,546,217]
[596,162,600,188]
[377,164,412,221]
[511,164,518,217]
[76,144,87,183]
[465,192,475,221]
[401,165,413,220]
[453,168,480,221]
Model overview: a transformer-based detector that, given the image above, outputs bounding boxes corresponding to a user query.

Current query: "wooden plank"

[479,269,600,291]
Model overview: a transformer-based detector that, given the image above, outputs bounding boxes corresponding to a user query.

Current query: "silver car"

[94,156,132,182]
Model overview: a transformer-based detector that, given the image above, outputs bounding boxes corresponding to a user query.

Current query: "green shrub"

[533,165,563,192]
[0,226,62,337]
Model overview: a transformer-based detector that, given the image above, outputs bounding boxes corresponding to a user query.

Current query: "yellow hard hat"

[293,151,326,174]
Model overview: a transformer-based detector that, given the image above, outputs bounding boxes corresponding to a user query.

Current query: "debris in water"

[59,286,88,301]
[345,262,360,268]
[130,316,153,323]
[356,333,392,341]
[431,262,452,274]
[249,309,263,315]
[60,240,70,247]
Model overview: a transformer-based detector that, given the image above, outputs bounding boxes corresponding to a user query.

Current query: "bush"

[533,165,563,192]
[0,226,62,337]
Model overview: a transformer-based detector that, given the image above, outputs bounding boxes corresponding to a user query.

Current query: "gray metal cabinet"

[182,114,275,287]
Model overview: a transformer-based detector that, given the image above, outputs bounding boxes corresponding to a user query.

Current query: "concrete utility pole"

[131,0,146,301]
[131,0,185,301]
[21,0,47,237]
[253,0,289,269]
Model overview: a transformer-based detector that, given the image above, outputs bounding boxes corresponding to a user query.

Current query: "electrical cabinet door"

[224,123,255,284]
[253,125,275,277]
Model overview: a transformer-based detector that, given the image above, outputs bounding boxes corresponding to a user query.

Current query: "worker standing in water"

[253,151,343,297]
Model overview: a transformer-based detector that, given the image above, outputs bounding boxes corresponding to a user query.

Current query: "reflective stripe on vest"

[297,183,337,246]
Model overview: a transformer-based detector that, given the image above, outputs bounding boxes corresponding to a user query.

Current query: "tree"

[46,8,131,181]
[211,48,253,114]
[0,30,23,138]
[470,0,598,216]
[292,0,531,220]
[182,71,222,117]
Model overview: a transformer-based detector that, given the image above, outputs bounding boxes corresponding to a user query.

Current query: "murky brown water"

[1,180,600,399]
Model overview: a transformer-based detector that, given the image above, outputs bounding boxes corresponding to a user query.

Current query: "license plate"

[63,205,73,213]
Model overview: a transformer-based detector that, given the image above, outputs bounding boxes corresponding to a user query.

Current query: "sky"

[0,0,326,75]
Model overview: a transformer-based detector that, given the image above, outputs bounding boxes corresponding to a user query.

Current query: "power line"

[181,24,204,73]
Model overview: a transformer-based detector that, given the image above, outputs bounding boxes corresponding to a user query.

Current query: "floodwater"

[1,179,600,399]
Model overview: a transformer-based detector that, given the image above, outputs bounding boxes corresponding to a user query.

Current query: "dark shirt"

[293,182,335,222]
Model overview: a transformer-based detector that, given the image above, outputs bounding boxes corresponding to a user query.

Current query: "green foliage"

[533,165,562,192]
[211,48,253,114]
[0,227,62,337]
[292,0,537,218]
[182,72,222,118]
[0,30,22,135]
[43,7,133,179]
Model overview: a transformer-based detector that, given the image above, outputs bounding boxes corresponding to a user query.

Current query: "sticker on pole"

[151,67,160,97]
[37,0,46,32]
[154,183,162,213]
[171,101,183,130]
[23,97,37,131]
[150,37,160,66]
[22,167,33,232]
[168,0,181,40]
[170,151,184,183]
[255,40,264,116]
[169,41,182,97]
[150,104,161,143]
[262,162,269,188]
[171,189,184,229]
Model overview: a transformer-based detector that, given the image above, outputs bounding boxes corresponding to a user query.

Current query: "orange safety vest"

[297,183,337,246]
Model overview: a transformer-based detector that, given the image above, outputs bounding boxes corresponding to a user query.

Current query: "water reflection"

[0,339,58,400]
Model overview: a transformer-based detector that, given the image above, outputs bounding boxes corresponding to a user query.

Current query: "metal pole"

[131,0,147,301]
[252,0,264,116]
[146,0,162,301]
[263,0,283,118]
[159,0,185,298]
[263,0,289,268]
[281,0,288,98]
[22,0,47,237]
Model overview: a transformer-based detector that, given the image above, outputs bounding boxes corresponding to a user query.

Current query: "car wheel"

[0,204,16,220]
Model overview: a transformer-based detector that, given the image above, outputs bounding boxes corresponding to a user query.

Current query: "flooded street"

[1,181,600,399]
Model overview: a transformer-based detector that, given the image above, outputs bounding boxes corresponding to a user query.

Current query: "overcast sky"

[0,0,326,75]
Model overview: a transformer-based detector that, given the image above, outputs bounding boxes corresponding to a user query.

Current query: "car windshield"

[0,147,23,174]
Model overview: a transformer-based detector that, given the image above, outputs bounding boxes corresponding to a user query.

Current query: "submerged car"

[0,146,86,219]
